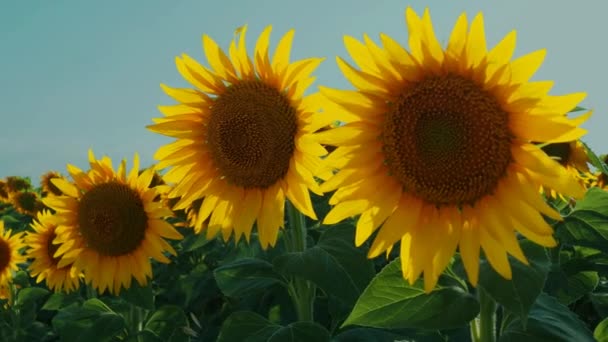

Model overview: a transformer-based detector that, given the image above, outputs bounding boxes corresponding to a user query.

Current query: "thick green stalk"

[474,287,497,342]
[285,201,315,322]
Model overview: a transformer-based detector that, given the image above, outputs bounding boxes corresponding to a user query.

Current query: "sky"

[1,0,607,182]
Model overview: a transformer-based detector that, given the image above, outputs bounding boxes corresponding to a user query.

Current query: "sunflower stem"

[285,201,315,322]
[476,287,497,342]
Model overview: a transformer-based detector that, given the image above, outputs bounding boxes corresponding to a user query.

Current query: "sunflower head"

[5,176,30,193]
[26,210,81,293]
[0,181,8,202]
[539,140,595,199]
[148,25,328,248]
[10,191,44,216]
[40,171,66,197]
[317,7,590,292]
[42,150,183,295]
[0,221,26,287]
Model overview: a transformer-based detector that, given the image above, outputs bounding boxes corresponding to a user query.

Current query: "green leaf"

[120,281,155,310]
[217,311,281,342]
[333,328,446,342]
[546,270,599,305]
[267,322,330,342]
[180,230,213,252]
[214,258,286,297]
[499,293,594,342]
[15,287,50,308]
[478,239,550,323]
[582,142,608,176]
[556,189,608,255]
[595,317,608,342]
[42,292,82,311]
[342,258,479,330]
[273,223,375,306]
[217,311,330,342]
[144,305,189,342]
[52,298,126,342]
[569,106,587,113]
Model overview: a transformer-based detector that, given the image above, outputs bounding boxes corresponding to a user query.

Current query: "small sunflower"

[0,181,9,202]
[596,155,608,189]
[5,176,30,193]
[42,150,183,295]
[9,191,44,216]
[0,221,26,288]
[26,210,81,293]
[539,141,596,199]
[148,25,328,248]
[40,171,66,197]
[316,7,590,292]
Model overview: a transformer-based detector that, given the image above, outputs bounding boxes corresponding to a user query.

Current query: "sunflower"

[0,221,26,288]
[42,150,183,295]
[0,181,9,202]
[26,210,81,293]
[596,155,608,189]
[5,176,30,193]
[148,25,327,248]
[316,7,591,292]
[539,140,596,199]
[40,171,66,197]
[9,191,44,216]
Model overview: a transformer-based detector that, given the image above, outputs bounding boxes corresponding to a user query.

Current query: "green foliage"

[1,175,607,341]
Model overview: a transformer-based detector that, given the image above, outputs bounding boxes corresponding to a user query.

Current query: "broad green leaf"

[342,258,479,330]
[267,322,330,342]
[273,223,374,306]
[556,188,608,252]
[42,292,82,311]
[120,281,155,310]
[595,317,608,342]
[52,298,126,342]
[144,305,189,342]
[217,311,281,342]
[582,142,608,176]
[15,287,50,308]
[333,327,447,342]
[180,229,213,252]
[545,270,599,305]
[214,258,286,297]
[478,240,550,323]
[500,293,594,342]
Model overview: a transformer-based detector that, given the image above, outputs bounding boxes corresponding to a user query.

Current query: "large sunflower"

[148,25,327,248]
[539,140,596,199]
[42,150,183,295]
[26,210,81,293]
[0,221,26,288]
[316,7,591,292]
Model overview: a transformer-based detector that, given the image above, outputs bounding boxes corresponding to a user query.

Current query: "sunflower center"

[0,239,10,273]
[15,192,37,212]
[540,142,571,166]
[77,182,148,256]
[207,80,298,189]
[383,74,512,206]
[46,230,63,266]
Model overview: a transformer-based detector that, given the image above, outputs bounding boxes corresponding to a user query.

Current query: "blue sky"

[1,0,606,182]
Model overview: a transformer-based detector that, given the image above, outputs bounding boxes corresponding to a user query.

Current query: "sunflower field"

[2,6,608,342]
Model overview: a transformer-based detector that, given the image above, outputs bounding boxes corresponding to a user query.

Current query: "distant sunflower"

[317,7,591,292]
[10,191,44,216]
[148,25,328,248]
[0,221,26,288]
[5,176,30,193]
[42,150,183,295]
[26,210,81,293]
[40,171,65,197]
[540,141,596,199]
[0,181,8,202]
